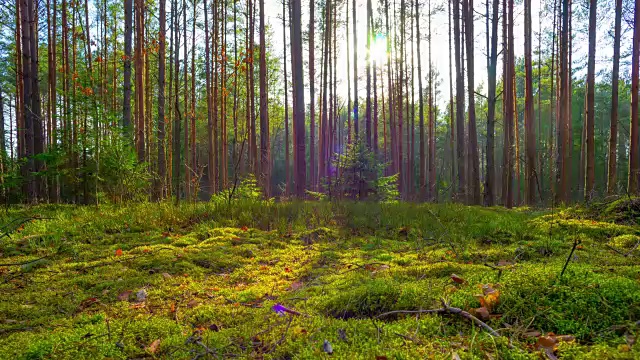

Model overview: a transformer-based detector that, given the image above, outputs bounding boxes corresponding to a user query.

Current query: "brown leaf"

[375,356,388,360]
[471,307,491,321]
[146,339,160,354]
[288,281,304,291]
[450,274,466,284]
[117,290,132,301]
[187,299,199,308]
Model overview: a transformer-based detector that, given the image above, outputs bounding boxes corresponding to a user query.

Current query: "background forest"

[0,0,639,205]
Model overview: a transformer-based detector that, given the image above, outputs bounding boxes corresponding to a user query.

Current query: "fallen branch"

[606,241,640,257]
[0,217,52,240]
[375,299,501,338]
[0,254,52,267]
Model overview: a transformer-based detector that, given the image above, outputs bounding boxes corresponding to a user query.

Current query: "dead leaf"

[117,290,132,301]
[170,302,176,313]
[288,281,304,291]
[471,307,491,321]
[162,273,172,279]
[146,339,160,354]
[375,356,388,360]
[115,248,123,257]
[450,274,466,284]
[187,299,199,308]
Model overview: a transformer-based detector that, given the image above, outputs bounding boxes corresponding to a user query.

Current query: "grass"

[0,200,638,359]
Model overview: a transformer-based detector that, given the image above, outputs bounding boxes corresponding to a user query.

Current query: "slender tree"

[123,0,133,134]
[453,0,465,201]
[584,0,596,201]
[291,0,306,197]
[630,0,640,195]
[157,0,167,198]
[464,0,480,204]
[524,0,536,205]
[607,0,622,195]
[309,0,316,189]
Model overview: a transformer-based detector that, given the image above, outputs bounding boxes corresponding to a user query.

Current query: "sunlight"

[370,34,387,65]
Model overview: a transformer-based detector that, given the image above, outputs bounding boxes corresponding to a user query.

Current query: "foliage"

[330,142,397,201]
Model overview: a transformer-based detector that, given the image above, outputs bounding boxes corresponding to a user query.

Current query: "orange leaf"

[450,274,466,284]
[170,302,176,313]
[115,248,123,257]
[146,339,161,354]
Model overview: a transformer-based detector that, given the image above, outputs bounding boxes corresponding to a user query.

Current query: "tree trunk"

[157,0,167,199]
[309,0,316,190]
[135,0,145,162]
[283,0,290,195]
[291,0,306,197]
[464,0,480,204]
[630,0,640,195]
[524,0,536,205]
[352,0,359,140]
[258,0,271,198]
[584,0,596,201]
[607,0,622,195]
[484,0,498,206]
[417,0,425,199]
[123,0,133,135]
[453,0,465,202]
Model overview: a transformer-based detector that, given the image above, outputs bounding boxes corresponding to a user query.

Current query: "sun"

[370,34,387,65]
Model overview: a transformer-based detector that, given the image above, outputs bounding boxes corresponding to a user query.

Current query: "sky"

[260,0,631,110]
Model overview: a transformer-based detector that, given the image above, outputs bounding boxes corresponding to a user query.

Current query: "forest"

[0,0,640,358]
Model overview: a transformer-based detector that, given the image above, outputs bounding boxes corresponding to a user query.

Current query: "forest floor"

[0,200,639,359]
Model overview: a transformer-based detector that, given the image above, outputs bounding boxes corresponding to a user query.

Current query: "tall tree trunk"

[352,0,358,141]
[453,0,465,202]
[524,0,536,205]
[157,0,167,199]
[607,0,622,195]
[484,0,498,206]
[205,0,215,194]
[584,0,597,201]
[190,0,197,198]
[427,0,435,202]
[123,0,133,135]
[182,0,190,199]
[556,0,570,203]
[19,0,35,201]
[260,0,271,198]
[630,0,640,195]
[135,0,145,162]
[291,0,306,197]
[365,0,372,149]
[464,0,480,204]
[448,0,455,200]
[385,0,395,176]
[417,0,425,199]
[309,0,316,190]
[172,0,181,202]
[283,0,290,195]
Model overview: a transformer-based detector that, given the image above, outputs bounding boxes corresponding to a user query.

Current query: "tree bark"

[584,0,596,201]
[291,0,306,197]
[630,0,640,195]
[524,0,536,205]
[607,0,622,195]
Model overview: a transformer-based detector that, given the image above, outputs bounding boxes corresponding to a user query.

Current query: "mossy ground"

[0,201,638,359]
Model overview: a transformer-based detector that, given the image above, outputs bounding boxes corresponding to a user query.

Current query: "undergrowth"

[0,201,638,359]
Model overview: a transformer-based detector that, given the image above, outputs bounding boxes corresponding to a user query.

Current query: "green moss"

[0,201,637,359]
